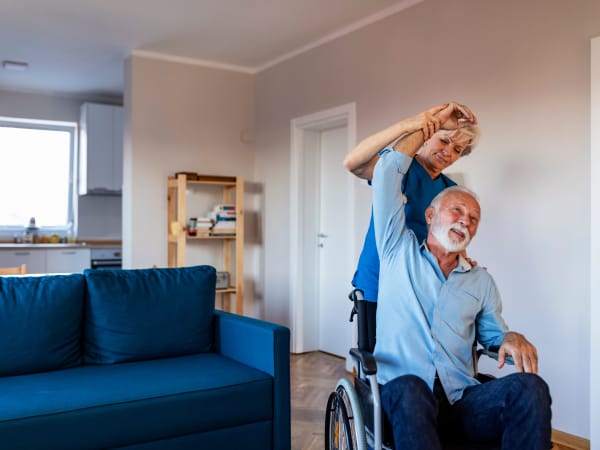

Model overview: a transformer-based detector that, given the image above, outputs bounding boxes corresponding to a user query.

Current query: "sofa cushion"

[83,266,216,364]
[0,353,273,449]
[0,274,84,377]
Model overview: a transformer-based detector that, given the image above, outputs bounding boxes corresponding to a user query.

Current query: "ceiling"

[0,0,420,98]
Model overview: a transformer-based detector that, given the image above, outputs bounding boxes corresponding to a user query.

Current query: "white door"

[289,102,356,360]
[317,126,353,357]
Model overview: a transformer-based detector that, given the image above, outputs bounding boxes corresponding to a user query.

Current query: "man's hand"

[436,101,478,131]
[408,102,478,141]
[498,331,538,374]
[402,103,448,140]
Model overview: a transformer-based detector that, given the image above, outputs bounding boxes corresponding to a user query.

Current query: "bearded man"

[370,107,552,449]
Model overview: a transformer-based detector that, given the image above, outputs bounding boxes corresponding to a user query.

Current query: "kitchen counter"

[0,240,121,249]
[80,240,122,248]
[0,243,88,249]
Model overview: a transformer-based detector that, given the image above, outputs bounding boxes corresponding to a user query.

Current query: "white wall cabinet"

[0,248,91,274]
[79,103,123,195]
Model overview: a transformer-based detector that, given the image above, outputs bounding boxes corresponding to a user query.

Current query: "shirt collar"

[456,254,472,272]
[420,241,473,273]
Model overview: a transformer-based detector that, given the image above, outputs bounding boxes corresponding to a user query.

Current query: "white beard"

[431,220,471,253]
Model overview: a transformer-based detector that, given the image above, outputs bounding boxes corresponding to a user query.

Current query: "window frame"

[0,116,78,239]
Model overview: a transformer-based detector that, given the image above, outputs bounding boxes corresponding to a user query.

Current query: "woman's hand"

[404,104,448,140]
[436,101,478,130]
[408,102,477,141]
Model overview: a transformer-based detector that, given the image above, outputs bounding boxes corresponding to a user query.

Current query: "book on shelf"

[187,216,213,237]
[206,203,237,236]
[213,220,235,229]
[210,220,236,236]
[209,205,236,222]
[210,230,236,237]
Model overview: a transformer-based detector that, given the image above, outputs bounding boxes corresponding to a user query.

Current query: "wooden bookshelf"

[167,173,244,315]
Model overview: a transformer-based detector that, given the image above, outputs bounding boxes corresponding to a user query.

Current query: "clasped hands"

[408,102,478,140]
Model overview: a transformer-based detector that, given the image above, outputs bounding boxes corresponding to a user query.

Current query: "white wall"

[591,36,600,450]
[255,0,600,439]
[124,55,262,316]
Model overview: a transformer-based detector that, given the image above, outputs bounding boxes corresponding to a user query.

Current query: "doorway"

[289,103,356,365]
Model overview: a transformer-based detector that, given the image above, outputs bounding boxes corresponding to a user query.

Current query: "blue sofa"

[0,266,290,450]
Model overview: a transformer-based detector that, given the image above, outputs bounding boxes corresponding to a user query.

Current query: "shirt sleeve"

[476,274,509,349]
[372,149,414,260]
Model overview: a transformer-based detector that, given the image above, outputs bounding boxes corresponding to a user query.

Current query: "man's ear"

[425,206,434,225]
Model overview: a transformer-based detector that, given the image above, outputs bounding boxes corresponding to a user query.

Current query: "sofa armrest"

[214,310,290,450]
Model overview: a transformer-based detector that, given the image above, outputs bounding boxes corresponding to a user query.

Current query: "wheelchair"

[324,289,505,450]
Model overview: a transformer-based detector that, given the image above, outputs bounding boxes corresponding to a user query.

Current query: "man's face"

[428,192,481,253]
[420,130,470,174]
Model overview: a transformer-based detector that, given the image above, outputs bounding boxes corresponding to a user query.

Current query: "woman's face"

[419,130,470,176]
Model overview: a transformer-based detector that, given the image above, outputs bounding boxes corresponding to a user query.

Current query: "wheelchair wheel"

[325,378,367,450]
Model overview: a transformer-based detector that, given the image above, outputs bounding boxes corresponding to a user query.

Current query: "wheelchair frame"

[324,289,505,450]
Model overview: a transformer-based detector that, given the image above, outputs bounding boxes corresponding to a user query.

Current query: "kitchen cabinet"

[0,247,91,274]
[46,248,91,274]
[0,249,46,274]
[79,103,123,195]
[167,174,244,315]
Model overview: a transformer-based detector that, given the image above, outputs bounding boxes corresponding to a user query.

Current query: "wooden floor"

[291,351,348,450]
[290,351,582,450]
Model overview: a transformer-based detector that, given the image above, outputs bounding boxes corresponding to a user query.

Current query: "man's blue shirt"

[351,150,455,301]
[372,150,508,403]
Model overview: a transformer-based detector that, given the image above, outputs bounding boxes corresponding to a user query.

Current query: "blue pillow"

[83,266,216,364]
[0,274,84,377]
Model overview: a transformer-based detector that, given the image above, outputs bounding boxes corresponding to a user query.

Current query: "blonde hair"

[452,122,480,157]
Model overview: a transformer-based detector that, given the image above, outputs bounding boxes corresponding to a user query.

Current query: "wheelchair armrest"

[350,347,378,375]
[478,345,514,365]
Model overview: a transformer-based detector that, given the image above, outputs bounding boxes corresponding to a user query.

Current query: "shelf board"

[216,287,236,294]
[168,234,236,242]
[187,235,236,240]
[168,175,237,187]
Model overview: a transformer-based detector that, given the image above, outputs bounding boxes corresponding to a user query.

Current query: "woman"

[344,102,479,349]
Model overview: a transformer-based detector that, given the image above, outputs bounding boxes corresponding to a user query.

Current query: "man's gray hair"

[430,185,480,213]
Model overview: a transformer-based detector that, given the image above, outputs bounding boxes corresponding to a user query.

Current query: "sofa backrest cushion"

[83,265,216,364]
[0,274,84,377]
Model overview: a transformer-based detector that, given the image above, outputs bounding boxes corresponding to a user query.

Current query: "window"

[0,117,77,239]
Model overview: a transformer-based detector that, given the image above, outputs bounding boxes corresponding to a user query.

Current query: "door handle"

[317,233,328,238]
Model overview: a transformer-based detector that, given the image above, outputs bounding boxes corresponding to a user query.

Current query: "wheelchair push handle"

[348,288,365,322]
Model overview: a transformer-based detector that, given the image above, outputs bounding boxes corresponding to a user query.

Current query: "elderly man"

[370,109,552,449]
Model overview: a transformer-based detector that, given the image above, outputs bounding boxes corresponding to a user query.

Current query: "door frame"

[590,36,599,447]
[289,102,357,353]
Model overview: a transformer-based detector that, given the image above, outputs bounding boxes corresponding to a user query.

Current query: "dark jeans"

[380,373,552,450]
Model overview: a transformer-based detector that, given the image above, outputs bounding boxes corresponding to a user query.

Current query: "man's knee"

[381,375,432,413]
[512,373,551,407]
[505,372,552,425]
